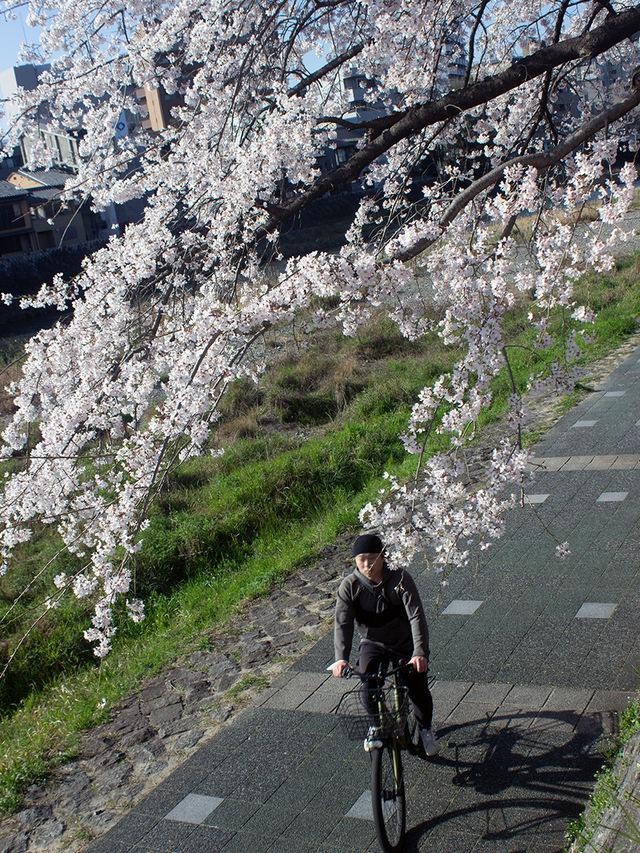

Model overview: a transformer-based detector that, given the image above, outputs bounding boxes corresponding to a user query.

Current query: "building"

[0,181,38,255]
[0,168,109,256]
[0,65,82,170]
[8,168,106,249]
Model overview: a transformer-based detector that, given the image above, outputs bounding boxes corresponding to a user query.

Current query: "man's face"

[355,551,384,581]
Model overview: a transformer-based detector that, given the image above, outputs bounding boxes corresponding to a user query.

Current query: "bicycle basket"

[332,685,410,741]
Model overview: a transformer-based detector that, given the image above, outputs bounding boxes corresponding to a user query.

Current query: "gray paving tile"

[132,818,196,849]
[202,798,257,830]
[443,700,500,725]
[90,813,159,847]
[163,825,234,852]
[540,688,593,713]
[441,599,483,616]
[85,840,130,853]
[586,689,636,713]
[535,456,569,470]
[524,492,549,504]
[575,602,618,619]
[135,788,188,817]
[165,793,223,824]
[463,682,513,705]
[344,790,373,820]
[500,684,553,709]
[596,490,628,502]
[280,805,342,840]
[219,831,271,853]
[584,454,618,470]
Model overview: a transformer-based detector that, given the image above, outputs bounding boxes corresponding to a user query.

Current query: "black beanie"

[352,533,384,557]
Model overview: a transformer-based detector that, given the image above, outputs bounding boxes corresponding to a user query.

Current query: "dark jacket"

[334,564,429,662]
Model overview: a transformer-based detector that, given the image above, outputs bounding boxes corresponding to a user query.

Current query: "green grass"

[1,254,640,813]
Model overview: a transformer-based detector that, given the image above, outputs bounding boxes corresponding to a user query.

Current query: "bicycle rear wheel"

[371,742,406,853]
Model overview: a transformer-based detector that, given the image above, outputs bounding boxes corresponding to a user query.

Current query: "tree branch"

[287,40,366,97]
[250,3,640,245]
[393,77,640,262]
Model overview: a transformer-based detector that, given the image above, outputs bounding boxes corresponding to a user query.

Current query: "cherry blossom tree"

[1,0,640,656]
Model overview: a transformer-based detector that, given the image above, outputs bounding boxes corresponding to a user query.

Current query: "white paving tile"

[165,793,223,824]
[604,391,626,397]
[575,602,617,619]
[345,791,374,820]
[571,420,597,428]
[525,494,549,504]
[596,491,628,502]
[441,599,483,616]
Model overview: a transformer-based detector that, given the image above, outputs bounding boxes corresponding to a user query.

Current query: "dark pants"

[358,642,433,730]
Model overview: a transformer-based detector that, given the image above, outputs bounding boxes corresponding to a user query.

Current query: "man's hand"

[408,655,428,673]
[330,660,349,677]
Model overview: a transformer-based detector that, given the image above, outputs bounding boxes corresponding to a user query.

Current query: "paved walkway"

[87,345,640,853]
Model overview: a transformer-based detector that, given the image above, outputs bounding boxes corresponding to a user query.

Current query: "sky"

[1,9,40,71]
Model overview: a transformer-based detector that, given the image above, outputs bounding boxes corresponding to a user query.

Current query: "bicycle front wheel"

[371,742,406,853]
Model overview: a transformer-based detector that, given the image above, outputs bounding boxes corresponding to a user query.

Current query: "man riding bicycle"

[330,533,439,757]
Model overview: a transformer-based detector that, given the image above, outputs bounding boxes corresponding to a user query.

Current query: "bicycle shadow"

[401,708,612,852]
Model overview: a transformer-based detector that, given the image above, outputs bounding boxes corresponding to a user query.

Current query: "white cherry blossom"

[1,0,640,653]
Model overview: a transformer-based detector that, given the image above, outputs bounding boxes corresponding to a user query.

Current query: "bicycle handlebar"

[340,660,413,680]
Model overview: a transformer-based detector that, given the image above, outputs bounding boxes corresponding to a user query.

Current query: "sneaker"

[420,727,440,757]
[363,726,383,752]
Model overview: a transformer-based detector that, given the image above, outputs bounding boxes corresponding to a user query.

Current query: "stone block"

[116,725,158,750]
[149,702,183,727]
[139,681,165,702]
[584,455,618,470]
[500,684,553,710]
[442,700,498,725]
[539,456,569,471]
[159,714,201,738]
[586,689,636,713]
[94,762,134,794]
[241,641,272,666]
[166,667,204,688]
[0,833,28,853]
[560,456,593,470]
[541,687,593,713]
[296,690,345,714]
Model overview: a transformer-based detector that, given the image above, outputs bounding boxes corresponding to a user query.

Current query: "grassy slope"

[1,256,640,812]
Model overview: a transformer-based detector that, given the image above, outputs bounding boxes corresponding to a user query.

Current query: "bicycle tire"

[371,742,406,853]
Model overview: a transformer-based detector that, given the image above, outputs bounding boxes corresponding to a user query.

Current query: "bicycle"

[333,660,424,853]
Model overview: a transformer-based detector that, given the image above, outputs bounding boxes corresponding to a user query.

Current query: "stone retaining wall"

[569,726,640,853]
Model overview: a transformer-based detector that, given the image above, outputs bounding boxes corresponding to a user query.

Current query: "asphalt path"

[88,343,640,852]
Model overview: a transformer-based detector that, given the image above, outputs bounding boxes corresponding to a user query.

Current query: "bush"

[0,600,94,716]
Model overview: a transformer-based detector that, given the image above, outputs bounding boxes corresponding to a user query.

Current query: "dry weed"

[0,361,21,419]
